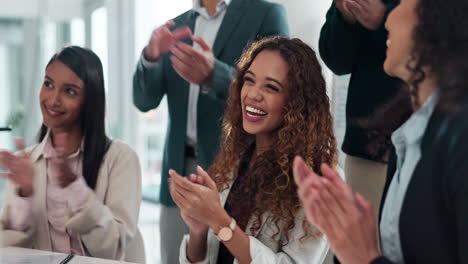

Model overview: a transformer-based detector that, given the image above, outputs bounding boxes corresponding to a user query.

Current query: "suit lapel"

[212,0,247,57]
[179,10,198,46]
[187,10,198,41]
[176,10,197,122]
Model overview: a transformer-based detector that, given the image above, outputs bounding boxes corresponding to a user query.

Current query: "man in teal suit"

[133,0,288,262]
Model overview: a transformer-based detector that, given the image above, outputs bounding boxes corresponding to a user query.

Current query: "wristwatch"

[215,217,237,242]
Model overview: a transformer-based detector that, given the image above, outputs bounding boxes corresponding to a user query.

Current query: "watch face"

[218,227,233,241]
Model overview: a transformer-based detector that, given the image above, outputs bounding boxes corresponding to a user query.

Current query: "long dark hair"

[362,0,468,155]
[38,46,111,189]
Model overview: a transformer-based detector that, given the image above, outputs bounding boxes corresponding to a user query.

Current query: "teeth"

[246,106,266,115]
[47,108,63,115]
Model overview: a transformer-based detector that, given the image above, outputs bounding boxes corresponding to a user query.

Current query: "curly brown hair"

[208,37,337,243]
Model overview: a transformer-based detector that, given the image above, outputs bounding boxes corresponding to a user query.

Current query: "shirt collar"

[193,0,230,19]
[37,129,84,160]
[392,91,439,147]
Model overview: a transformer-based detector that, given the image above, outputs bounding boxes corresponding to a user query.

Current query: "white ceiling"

[0,0,84,21]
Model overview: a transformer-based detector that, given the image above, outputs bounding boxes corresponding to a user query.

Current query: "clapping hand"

[335,0,357,24]
[0,138,34,197]
[169,166,222,235]
[293,156,380,264]
[344,0,386,30]
[170,36,215,85]
[144,20,192,62]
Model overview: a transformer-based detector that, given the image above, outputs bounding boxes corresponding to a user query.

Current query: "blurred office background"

[0,1,348,263]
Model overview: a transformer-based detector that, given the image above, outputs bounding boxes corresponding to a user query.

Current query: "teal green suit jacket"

[133,0,289,206]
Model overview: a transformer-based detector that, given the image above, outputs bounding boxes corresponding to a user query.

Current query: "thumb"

[320,163,342,183]
[196,166,216,190]
[14,137,26,151]
[172,26,192,41]
[191,36,211,51]
[293,156,312,185]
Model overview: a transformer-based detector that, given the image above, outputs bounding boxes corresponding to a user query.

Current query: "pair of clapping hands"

[144,20,215,85]
[0,134,78,197]
[293,156,381,264]
[335,0,387,30]
[168,166,225,235]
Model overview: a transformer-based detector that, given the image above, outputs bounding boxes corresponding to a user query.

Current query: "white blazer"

[179,179,329,264]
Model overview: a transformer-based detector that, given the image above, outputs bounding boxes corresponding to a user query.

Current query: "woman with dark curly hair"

[294,0,468,263]
[168,36,337,264]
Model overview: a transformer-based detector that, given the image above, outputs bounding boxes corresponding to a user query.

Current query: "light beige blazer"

[0,139,145,263]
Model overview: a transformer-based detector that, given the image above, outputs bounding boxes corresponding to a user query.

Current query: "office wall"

[272,0,332,50]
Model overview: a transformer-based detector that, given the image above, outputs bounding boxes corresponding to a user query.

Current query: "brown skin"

[384,0,436,106]
[40,61,84,152]
[346,0,386,30]
[336,0,386,30]
[0,60,87,196]
[241,50,289,155]
[335,0,357,24]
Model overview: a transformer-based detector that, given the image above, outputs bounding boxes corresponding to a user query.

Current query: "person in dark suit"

[293,0,468,263]
[132,0,288,263]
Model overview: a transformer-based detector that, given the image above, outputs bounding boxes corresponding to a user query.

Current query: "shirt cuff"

[9,190,33,231]
[140,52,160,69]
[65,176,92,213]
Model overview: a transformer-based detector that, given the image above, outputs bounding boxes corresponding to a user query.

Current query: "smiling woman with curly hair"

[168,36,337,264]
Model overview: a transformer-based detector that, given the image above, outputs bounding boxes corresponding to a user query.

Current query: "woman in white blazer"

[169,37,337,264]
[0,46,144,263]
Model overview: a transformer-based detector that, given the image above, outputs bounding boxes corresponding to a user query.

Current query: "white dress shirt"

[380,92,438,263]
[142,0,231,147]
